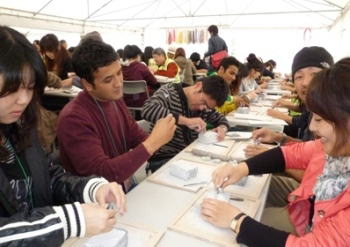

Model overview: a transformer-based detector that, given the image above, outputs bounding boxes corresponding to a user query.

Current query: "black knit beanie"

[292,46,334,80]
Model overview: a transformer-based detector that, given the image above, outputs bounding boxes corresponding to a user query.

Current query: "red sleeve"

[58,108,151,183]
[281,140,323,170]
[155,62,178,78]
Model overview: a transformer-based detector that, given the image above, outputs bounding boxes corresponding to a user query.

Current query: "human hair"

[142,46,153,65]
[124,45,142,60]
[189,52,201,62]
[116,49,124,60]
[152,47,166,57]
[201,75,229,107]
[246,53,264,72]
[174,47,186,59]
[33,40,40,45]
[68,46,75,54]
[306,57,350,156]
[60,39,67,46]
[79,31,103,45]
[208,25,218,35]
[218,56,240,71]
[267,59,276,67]
[231,63,248,95]
[0,26,47,160]
[40,33,71,79]
[72,39,117,85]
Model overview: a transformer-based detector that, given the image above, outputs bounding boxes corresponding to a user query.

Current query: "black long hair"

[0,26,47,161]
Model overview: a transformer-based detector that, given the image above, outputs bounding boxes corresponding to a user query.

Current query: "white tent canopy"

[1,0,350,73]
[1,0,349,30]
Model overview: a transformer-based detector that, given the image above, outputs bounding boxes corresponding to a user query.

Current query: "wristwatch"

[230,212,246,233]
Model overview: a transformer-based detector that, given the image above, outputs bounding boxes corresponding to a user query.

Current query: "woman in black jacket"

[0,26,126,246]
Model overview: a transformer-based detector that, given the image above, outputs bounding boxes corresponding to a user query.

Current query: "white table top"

[227,95,289,132]
[154,75,176,84]
[62,137,271,247]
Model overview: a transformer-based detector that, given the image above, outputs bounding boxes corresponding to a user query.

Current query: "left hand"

[213,125,227,141]
[244,144,270,158]
[201,198,240,228]
[95,182,126,215]
[267,109,285,119]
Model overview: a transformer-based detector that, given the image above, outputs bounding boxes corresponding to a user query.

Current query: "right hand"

[61,78,73,88]
[212,164,248,188]
[252,127,279,144]
[182,117,206,132]
[144,114,176,154]
[272,99,285,108]
[81,203,117,236]
[244,144,269,158]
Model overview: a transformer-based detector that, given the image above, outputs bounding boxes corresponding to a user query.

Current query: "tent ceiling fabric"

[0,0,349,30]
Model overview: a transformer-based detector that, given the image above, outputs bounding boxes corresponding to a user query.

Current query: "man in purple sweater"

[57,40,176,190]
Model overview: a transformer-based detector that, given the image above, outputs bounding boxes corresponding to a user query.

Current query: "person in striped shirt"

[142,76,230,172]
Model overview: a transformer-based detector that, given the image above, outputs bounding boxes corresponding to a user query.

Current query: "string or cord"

[93,99,127,155]
[15,154,34,208]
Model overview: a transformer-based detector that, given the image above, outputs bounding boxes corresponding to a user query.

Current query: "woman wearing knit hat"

[203,57,350,246]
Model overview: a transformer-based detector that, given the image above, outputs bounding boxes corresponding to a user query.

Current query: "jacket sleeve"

[200,110,230,129]
[281,140,322,170]
[223,39,228,51]
[49,162,108,205]
[0,202,86,246]
[204,37,214,57]
[141,86,173,123]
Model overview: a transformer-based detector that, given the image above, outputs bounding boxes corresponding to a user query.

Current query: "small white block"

[84,228,128,247]
[169,163,198,181]
[198,131,218,144]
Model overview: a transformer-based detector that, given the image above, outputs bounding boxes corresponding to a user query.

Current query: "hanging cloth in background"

[166,28,208,44]
[199,30,205,43]
[183,30,189,44]
[172,29,176,43]
[188,31,192,44]
[167,31,172,44]
[194,29,198,43]
[178,31,184,43]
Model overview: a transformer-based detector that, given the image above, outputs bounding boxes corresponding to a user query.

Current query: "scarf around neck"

[314,155,350,201]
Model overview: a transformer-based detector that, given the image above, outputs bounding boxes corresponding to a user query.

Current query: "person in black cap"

[240,46,334,233]
[250,46,334,150]
[244,46,334,200]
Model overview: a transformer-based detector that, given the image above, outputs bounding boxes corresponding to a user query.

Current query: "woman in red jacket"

[201,57,350,246]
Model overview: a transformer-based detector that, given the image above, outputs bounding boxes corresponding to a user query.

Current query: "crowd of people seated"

[2,22,350,247]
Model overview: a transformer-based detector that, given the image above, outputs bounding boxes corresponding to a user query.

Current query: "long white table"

[62,136,271,247]
[227,93,289,132]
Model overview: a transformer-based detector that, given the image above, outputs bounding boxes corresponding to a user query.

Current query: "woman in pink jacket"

[201,57,350,246]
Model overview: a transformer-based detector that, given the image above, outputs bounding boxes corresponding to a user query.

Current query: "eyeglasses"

[199,90,211,110]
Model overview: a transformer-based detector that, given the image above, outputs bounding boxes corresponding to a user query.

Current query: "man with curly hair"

[57,40,176,191]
